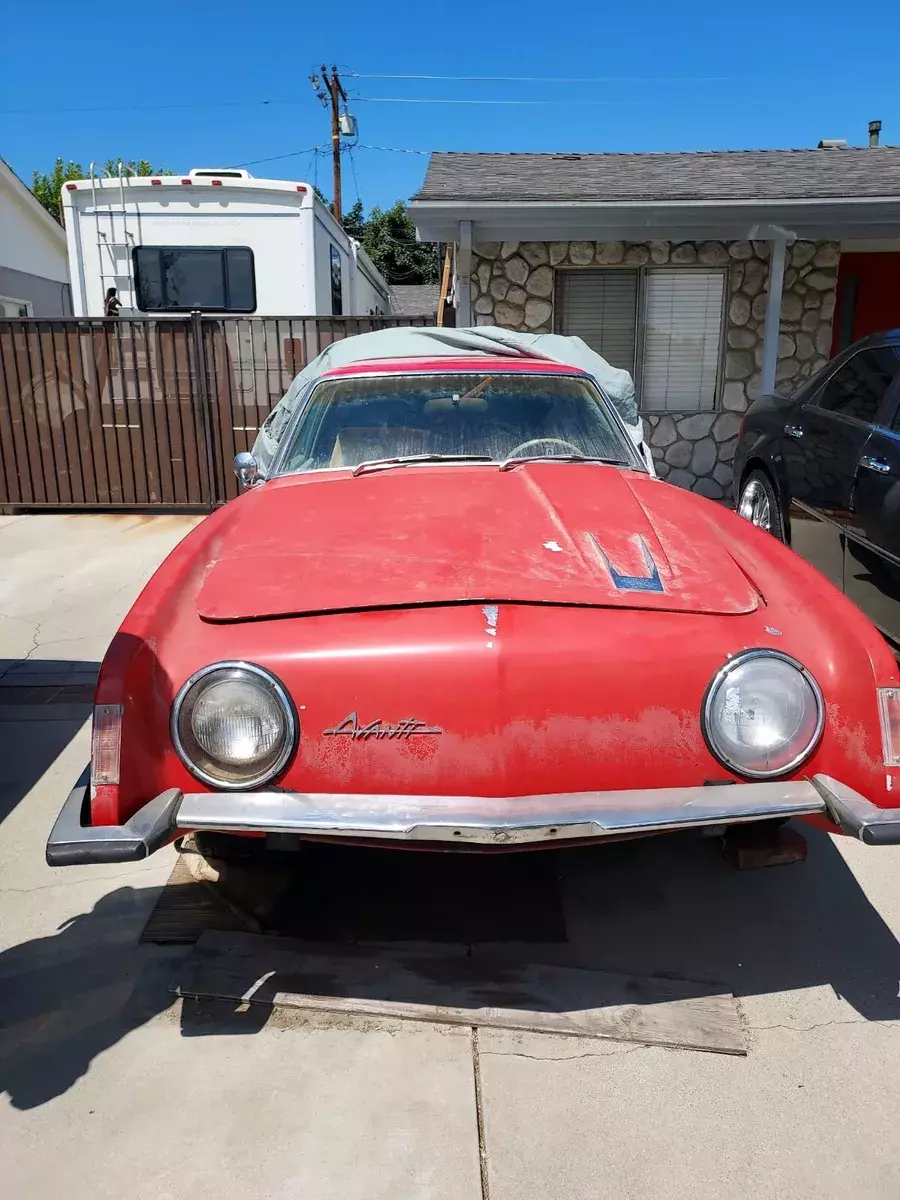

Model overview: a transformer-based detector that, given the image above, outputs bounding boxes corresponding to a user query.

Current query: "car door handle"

[860,455,891,475]
[784,424,804,440]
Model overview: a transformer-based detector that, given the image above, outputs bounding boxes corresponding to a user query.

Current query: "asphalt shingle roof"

[413,148,900,203]
[388,284,440,315]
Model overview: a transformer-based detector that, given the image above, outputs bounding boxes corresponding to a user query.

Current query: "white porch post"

[760,235,788,396]
[456,220,473,327]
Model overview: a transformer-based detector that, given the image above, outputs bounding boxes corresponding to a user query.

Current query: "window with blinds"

[556,270,639,373]
[640,270,725,412]
[555,267,726,413]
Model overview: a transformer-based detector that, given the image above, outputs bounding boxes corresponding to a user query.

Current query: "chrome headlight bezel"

[171,660,297,790]
[702,649,825,780]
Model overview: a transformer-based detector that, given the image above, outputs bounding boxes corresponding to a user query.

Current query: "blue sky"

[2,0,898,212]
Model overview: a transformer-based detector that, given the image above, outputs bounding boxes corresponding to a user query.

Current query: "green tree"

[31,158,172,221]
[342,199,366,240]
[313,191,438,285]
[313,184,333,212]
[102,159,172,180]
[30,160,84,222]
[354,200,439,286]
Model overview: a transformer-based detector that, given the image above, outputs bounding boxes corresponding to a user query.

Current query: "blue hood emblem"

[590,534,665,593]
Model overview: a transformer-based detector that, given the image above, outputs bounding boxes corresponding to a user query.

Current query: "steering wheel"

[506,436,583,459]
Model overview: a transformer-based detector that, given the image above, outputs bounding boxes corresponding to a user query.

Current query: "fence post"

[190,310,219,507]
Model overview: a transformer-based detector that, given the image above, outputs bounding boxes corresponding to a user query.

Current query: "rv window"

[133,247,256,312]
[330,245,343,316]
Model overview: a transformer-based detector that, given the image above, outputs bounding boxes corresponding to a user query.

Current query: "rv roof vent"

[817,139,847,150]
[189,168,253,180]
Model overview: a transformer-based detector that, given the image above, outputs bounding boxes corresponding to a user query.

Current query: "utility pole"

[311,65,348,226]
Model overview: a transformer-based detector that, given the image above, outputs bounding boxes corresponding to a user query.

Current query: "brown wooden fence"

[0,314,434,511]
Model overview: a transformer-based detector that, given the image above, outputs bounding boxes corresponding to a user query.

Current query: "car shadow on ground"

[0,885,181,1111]
[179,824,900,1031]
[0,658,99,828]
[558,825,900,1021]
[2,825,898,1111]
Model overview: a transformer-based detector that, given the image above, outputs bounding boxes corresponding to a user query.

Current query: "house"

[409,139,900,497]
[0,157,71,316]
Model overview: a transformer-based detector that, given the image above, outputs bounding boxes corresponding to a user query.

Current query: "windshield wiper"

[352,453,493,477]
[498,454,626,472]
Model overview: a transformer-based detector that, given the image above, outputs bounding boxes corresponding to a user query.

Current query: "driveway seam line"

[470,1025,490,1200]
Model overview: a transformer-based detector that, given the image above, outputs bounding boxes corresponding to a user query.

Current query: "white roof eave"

[408,196,900,244]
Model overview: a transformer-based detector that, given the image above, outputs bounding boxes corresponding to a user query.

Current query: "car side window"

[260,403,291,445]
[815,347,900,425]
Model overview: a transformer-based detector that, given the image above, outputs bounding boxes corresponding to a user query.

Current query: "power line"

[2,98,300,116]
[356,95,689,107]
[305,146,323,185]
[347,71,740,84]
[357,144,429,155]
[232,145,325,168]
[230,142,428,172]
[347,148,361,205]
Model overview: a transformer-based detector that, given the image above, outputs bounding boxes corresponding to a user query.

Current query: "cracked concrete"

[480,1045,650,1062]
[0,622,42,684]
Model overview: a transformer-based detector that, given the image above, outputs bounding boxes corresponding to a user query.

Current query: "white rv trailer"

[61,166,390,318]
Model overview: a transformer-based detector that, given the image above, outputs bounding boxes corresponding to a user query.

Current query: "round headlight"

[702,650,824,779]
[172,662,296,789]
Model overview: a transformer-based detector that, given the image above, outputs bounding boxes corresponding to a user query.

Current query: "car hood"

[196,465,759,621]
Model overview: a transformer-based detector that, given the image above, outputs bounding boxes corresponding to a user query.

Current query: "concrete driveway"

[2,513,900,1199]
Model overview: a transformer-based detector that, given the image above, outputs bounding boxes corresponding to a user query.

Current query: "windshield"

[275,372,637,474]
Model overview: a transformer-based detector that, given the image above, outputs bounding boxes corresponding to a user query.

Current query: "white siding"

[0,173,69,282]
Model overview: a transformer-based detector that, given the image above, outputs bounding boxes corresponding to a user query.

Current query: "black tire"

[737,469,784,541]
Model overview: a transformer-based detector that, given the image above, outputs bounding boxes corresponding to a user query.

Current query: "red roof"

[319,356,588,379]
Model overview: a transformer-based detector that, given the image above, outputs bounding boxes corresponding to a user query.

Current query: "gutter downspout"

[457,219,473,327]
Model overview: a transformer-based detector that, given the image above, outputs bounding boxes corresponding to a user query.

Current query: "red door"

[833,252,900,354]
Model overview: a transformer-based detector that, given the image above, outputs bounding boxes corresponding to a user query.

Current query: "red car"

[47,355,900,866]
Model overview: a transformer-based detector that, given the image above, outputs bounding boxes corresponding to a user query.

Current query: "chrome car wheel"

[739,479,773,532]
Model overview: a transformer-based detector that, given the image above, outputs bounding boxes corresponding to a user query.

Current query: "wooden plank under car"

[174,930,746,1055]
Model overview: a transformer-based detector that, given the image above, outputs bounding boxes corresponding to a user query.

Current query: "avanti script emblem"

[323,712,443,741]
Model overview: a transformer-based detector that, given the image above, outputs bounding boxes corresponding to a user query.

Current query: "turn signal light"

[91,704,123,786]
[877,689,900,766]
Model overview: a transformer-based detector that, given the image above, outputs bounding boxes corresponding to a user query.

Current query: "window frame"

[330,244,343,316]
[554,264,729,416]
[131,245,257,313]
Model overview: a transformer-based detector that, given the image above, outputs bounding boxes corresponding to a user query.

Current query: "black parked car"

[734,331,900,644]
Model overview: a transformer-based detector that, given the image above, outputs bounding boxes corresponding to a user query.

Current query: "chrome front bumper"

[45,772,900,866]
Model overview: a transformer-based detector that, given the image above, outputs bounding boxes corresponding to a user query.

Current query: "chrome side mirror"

[233,451,261,489]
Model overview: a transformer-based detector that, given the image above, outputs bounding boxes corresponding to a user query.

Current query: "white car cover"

[252,325,654,475]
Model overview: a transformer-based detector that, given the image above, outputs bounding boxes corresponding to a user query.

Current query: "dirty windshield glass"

[276,372,634,473]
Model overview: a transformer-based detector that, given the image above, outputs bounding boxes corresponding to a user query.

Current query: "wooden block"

[173,930,746,1056]
[722,822,808,870]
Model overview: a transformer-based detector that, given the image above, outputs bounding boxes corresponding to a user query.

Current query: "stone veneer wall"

[470,239,839,499]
